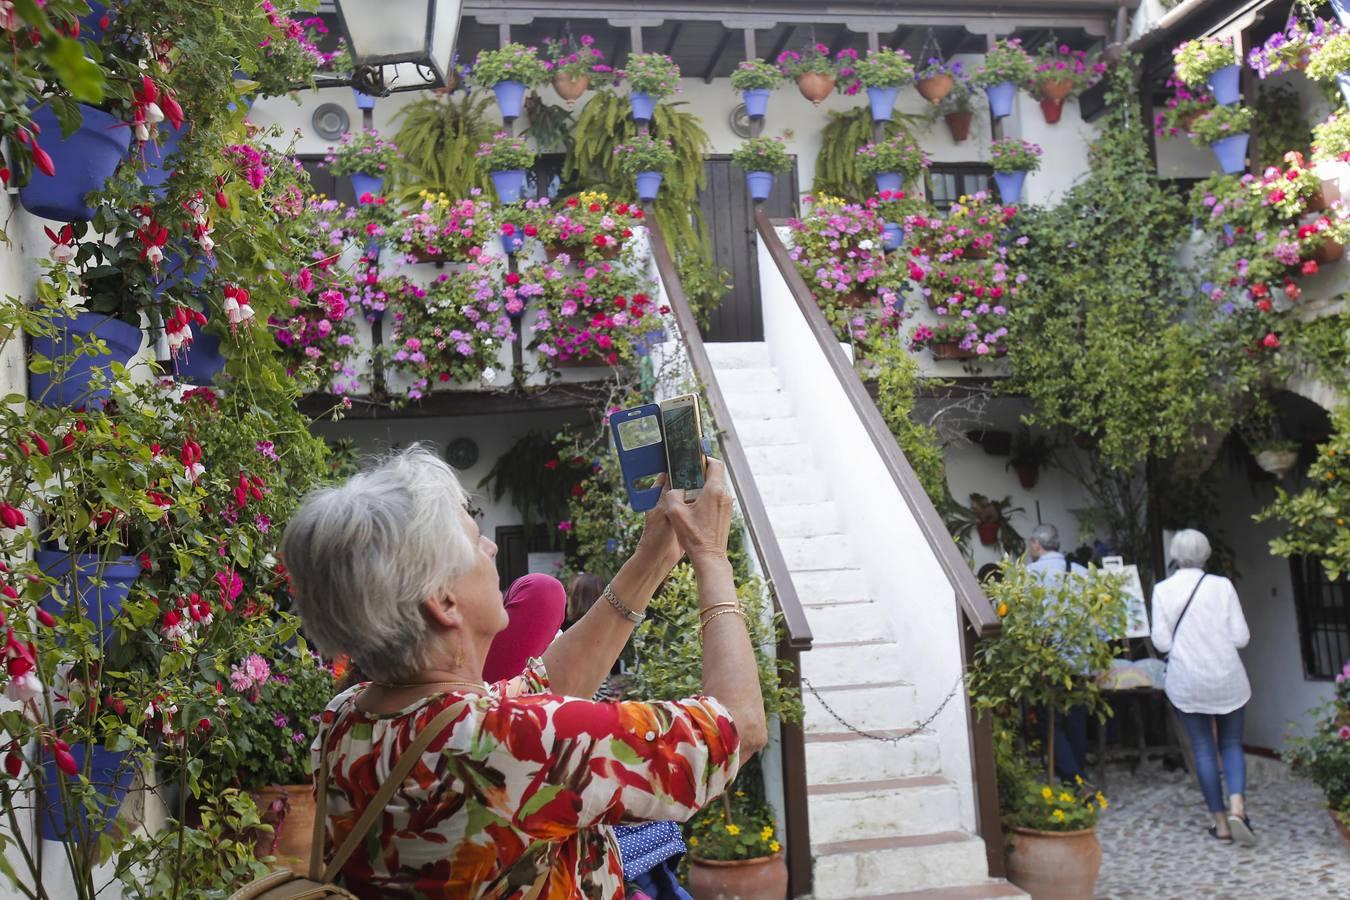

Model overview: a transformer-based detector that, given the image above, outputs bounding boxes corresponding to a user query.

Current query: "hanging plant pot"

[688,853,788,900]
[151,248,216,299]
[629,91,656,122]
[882,221,903,252]
[1209,133,1249,175]
[867,85,899,122]
[250,784,317,875]
[742,88,771,119]
[490,169,527,204]
[796,72,836,105]
[553,72,589,106]
[746,171,775,202]
[633,326,667,357]
[975,520,1002,546]
[1206,65,1242,106]
[932,341,978,361]
[1314,236,1345,264]
[916,74,954,104]
[1006,827,1102,900]
[39,744,137,844]
[873,172,903,194]
[1012,461,1039,489]
[1254,448,1299,478]
[35,550,140,648]
[944,111,973,142]
[352,88,377,110]
[635,171,664,201]
[492,80,527,119]
[984,81,1017,118]
[350,171,384,199]
[993,170,1028,205]
[500,225,525,255]
[174,328,226,385]
[139,123,187,192]
[1040,97,1065,124]
[1040,79,1075,103]
[28,312,142,409]
[18,104,131,222]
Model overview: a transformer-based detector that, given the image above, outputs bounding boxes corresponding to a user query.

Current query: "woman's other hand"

[633,474,684,577]
[660,458,733,567]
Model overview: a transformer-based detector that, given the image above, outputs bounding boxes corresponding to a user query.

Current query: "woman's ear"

[423,590,461,630]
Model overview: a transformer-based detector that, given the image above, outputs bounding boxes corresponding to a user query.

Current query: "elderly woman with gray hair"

[1151,528,1255,846]
[280,447,767,898]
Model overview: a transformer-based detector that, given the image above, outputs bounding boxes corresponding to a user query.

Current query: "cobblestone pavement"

[1094,754,1349,899]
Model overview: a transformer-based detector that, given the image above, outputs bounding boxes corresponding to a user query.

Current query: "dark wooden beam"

[827,25,852,57]
[703,29,734,83]
[764,24,795,63]
[661,21,683,56]
[887,26,909,50]
[609,29,629,72]
[298,384,613,420]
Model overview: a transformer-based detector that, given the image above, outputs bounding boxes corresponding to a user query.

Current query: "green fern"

[523,92,576,153]
[388,92,495,203]
[813,107,923,201]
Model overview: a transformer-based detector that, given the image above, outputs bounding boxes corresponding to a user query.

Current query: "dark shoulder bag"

[1160,573,1206,663]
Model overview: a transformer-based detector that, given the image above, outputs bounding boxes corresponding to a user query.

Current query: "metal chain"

[801,673,966,743]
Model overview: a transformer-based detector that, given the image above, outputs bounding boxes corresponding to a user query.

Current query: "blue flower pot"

[984,81,1017,119]
[867,85,899,122]
[746,171,775,201]
[743,88,770,119]
[630,91,656,122]
[873,172,904,194]
[173,328,225,385]
[151,248,216,299]
[1206,65,1242,106]
[350,172,384,199]
[139,123,187,193]
[79,2,112,43]
[18,104,130,222]
[36,551,139,649]
[501,226,525,255]
[633,327,667,358]
[39,743,136,843]
[1211,133,1249,175]
[993,170,1027,205]
[636,171,664,201]
[1333,0,1350,26]
[882,222,903,252]
[28,313,142,409]
[352,88,377,110]
[491,169,527,204]
[492,80,526,119]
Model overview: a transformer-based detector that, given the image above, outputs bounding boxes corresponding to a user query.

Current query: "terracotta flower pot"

[1314,237,1345,264]
[553,72,590,105]
[1040,79,1075,103]
[1013,460,1039,489]
[688,853,788,900]
[1309,178,1341,212]
[250,784,316,875]
[932,340,978,360]
[944,111,973,143]
[796,72,835,105]
[916,73,954,104]
[1040,97,1065,124]
[1006,826,1102,900]
[832,288,871,308]
[1178,109,1203,132]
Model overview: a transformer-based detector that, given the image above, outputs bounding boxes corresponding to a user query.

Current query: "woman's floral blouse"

[312,660,741,898]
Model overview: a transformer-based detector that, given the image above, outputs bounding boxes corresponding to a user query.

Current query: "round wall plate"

[729,103,753,139]
[312,103,350,141]
[445,437,480,470]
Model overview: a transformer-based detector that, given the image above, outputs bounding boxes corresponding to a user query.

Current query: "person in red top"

[280,446,766,898]
[482,574,567,684]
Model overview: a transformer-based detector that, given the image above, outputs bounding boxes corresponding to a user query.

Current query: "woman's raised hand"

[660,458,733,567]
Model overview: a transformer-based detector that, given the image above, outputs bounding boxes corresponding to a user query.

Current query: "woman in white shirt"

[1151,529,1255,846]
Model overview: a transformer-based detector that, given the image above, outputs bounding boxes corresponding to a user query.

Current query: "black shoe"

[1207,826,1233,842]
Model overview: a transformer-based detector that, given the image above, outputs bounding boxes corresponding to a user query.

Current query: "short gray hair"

[1030,524,1061,551]
[1170,529,1212,570]
[280,446,475,682]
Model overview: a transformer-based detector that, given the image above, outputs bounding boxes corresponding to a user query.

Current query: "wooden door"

[697,156,799,343]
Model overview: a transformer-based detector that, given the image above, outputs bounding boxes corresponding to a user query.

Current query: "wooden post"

[964,622,1007,878]
[630,24,644,56]
[1240,26,1258,173]
[778,643,814,897]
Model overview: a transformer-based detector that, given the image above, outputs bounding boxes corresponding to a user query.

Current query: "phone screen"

[616,413,662,451]
[662,404,705,491]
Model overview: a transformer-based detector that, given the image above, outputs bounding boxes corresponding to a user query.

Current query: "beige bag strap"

[309,700,469,883]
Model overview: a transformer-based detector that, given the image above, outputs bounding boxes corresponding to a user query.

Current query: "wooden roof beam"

[764,24,796,63]
[703,28,734,82]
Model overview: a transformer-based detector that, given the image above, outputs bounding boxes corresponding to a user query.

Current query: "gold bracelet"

[698,602,739,624]
[602,584,645,625]
[699,608,747,632]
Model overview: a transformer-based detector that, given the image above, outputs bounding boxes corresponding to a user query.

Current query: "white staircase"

[707,343,1024,900]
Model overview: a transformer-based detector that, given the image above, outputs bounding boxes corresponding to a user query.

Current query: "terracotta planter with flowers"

[796,72,835,105]
[553,72,589,105]
[1040,97,1065,124]
[944,111,973,142]
[1040,79,1075,103]
[1314,237,1345,264]
[1005,826,1102,900]
[251,783,316,875]
[932,340,978,361]
[916,73,954,104]
[688,853,788,900]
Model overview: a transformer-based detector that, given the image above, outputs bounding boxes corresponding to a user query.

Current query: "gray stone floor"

[1094,754,1350,899]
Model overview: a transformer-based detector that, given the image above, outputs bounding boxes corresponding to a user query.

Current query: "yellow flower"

[1074,775,1084,785]
[688,837,698,847]
[1097,792,1108,809]
[1059,792,1073,804]
[769,841,780,853]
[1041,786,1053,801]
[996,602,1008,617]
[725,824,740,836]
[760,826,774,841]
[1052,809,1066,822]
[736,791,746,798]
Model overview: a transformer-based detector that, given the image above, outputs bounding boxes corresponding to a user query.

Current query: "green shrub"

[732,136,793,174]
[470,42,549,88]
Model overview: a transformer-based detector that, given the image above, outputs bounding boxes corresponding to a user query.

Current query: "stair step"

[812,832,992,899]
[805,601,891,644]
[704,342,771,370]
[805,682,919,734]
[744,442,815,474]
[756,473,830,506]
[807,776,963,844]
[805,731,943,784]
[857,883,1028,899]
[763,501,842,539]
[724,389,792,420]
[735,416,802,447]
[713,367,780,396]
[789,568,872,606]
[801,641,904,687]
[779,534,857,572]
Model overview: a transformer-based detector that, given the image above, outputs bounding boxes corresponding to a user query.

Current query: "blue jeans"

[1042,705,1090,783]
[1177,707,1246,814]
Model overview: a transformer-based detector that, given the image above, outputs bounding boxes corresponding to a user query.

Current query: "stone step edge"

[843,882,1027,900]
[812,829,980,857]
[804,728,926,744]
[807,775,951,796]
[807,679,911,694]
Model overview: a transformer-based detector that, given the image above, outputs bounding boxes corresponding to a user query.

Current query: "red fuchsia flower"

[1262,332,1280,349]
[164,305,207,357]
[0,503,26,530]
[28,433,50,456]
[35,609,55,628]
[30,141,55,178]
[180,439,204,482]
[4,643,42,703]
[4,749,22,779]
[138,223,169,271]
[223,283,256,328]
[44,225,76,265]
[131,75,165,143]
[160,608,192,642]
[51,740,77,778]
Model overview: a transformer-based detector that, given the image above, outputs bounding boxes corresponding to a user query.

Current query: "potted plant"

[325,129,399,199]
[990,138,1042,205]
[1284,659,1350,849]
[1307,28,1350,106]
[856,47,914,122]
[542,34,610,106]
[686,779,788,900]
[383,273,512,400]
[914,57,963,105]
[1030,44,1102,124]
[937,80,977,142]
[535,191,645,263]
[730,59,783,119]
[1190,104,1254,174]
[855,134,929,195]
[622,52,681,122]
[732,136,793,202]
[1249,438,1301,478]
[1173,37,1241,105]
[974,38,1034,119]
[970,562,1128,899]
[1154,77,1215,138]
[614,134,677,201]
[971,493,1023,547]
[777,43,840,105]
[477,132,537,204]
[394,192,491,263]
[1007,426,1055,489]
[470,43,549,120]
[531,264,658,367]
[1248,18,1318,79]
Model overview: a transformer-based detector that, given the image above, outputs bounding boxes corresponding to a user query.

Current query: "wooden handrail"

[755,209,1001,637]
[644,213,814,898]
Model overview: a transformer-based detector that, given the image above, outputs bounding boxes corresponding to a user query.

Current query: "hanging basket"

[1206,65,1242,106]
[993,170,1028,205]
[916,73,954,104]
[867,85,899,122]
[746,170,775,202]
[350,171,384,199]
[1012,461,1039,489]
[796,72,835,105]
[984,81,1017,118]
[629,90,656,122]
[490,168,527,204]
[1254,448,1299,478]
[553,73,589,106]
[743,88,771,118]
